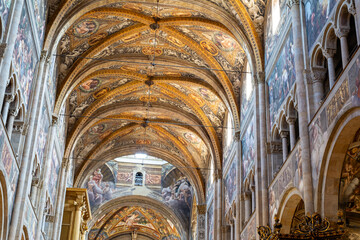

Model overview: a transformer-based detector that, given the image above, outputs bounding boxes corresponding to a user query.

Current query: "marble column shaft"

[258,79,269,225]
[280,131,289,162]
[0,0,25,111]
[235,134,241,240]
[287,119,296,149]
[52,159,71,239]
[7,51,48,240]
[322,48,336,88]
[288,0,314,214]
[337,28,349,66]
[34,116,58,240]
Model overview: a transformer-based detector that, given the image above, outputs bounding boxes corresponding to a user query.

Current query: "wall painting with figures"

[84,157,194,228]
[225,159,236,213]
[242,116,256,180]
[267,30,295,126]
[207,202,214,240]
[305,0,338,51]
[12,4,38,109]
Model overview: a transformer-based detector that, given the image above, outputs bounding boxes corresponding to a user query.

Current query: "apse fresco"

[242,116,255,179]
[349,56,360,107]
[225,159,236,213]
[48,147,60,203]
[12,5,37,108]
[0,0,10,26]
[207,203,214,240]
[89,206,181,240]
[265,0,290,64]
[268,31,295,125]
[305,0,338,51]
[36,104,49,165]
[31,0,46,44]
[84,161,193,227]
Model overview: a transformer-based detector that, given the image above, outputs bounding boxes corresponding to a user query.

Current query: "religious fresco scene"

[0,0,360,239]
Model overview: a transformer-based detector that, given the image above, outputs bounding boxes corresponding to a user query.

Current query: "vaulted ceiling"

[44,0,267,224]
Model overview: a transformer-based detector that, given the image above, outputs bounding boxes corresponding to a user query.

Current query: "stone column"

[280,131,289,162]
[287,0,314,214]
[6,109,17,139]
[235,132,241,240]
[287,118,297,149]
[34,116,58,240]
[243,192,251,222]
[1,95,13,124]
[7,50,49,240]
[0,0,25,111]
[52,158,71,239]
[336,28,350,66]
[215,172,222,240]
[72,203,84,239]
[322,48,337,88]
[310,67,327,109]
[196,204,206,240]
[250,184,256,213]
[257,73,269,225]
[30,177,40,206]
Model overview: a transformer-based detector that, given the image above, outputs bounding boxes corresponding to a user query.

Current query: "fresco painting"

[240,75,254,123]
[12,5,37,108]
[46,55,57,109]
[84,161,193,228]
[24,199,37,240]
[57,106,67,153]
[225,159,236,213]
[207,203,214,240]
[36,104,49,165]
[242,116,255,179]
[349,56,360,107]
[0,0,11,26]
[305,0,338,51]
[31,0,46,44]
[265,0,289,64]
[48,147,60,203]
[268,31,295,125]
[240,215,256,240]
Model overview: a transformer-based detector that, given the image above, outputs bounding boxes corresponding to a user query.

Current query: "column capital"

[280,130,289,138]
[234,131,240,142]
[214,169,222,180]
[256,71,265,84]
[52,115,59,126]
[9,109,18,117]
[40,50,48,61]
[267,141,282,154]
[286,117,296,125]
[287,0,300,8]
[322,48,336,59]
[310,67,327,84]
[335,28,350,38]
[0,43,7,58]
[4,94,14,102]
[197,204,207,215]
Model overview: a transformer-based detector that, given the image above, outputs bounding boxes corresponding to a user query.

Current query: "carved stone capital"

[311,67,327,83]
[46,214,55,222]
[4,94,14,103]
[40,50,48,62]
[287,0,300,8]
[13,121,24,133]
[214,169,222,180]
[256,71,265,84]
[197,204,207,215]
[336,28,350,38]
[62,157,70,169]
[234,131,240,142]
[286,117,296,125]
[267,141,282,154]
[322,48,336,59]
[0,43,7,58]
[52,115,58,125]
[280,131,289,138]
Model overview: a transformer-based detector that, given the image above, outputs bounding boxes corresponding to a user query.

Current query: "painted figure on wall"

[79,79,101,92]
[207,203,214,240]
[268,31,295,125]
[242,117,256,179]
[73,19,99,38]
[12,5,37,108]
[349,57,360,106]
[225,159,237,212]
[305,0,337,51]
[48,148,60,203]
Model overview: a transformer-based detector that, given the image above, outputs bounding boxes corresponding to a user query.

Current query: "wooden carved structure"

[258,212,346,240]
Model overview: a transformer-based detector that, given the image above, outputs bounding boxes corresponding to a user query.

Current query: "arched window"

[135,172,143,186]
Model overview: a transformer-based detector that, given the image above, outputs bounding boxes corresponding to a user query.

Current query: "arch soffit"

[278,187,303,234]
[0,169,8,240]
[317,107,360,219]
